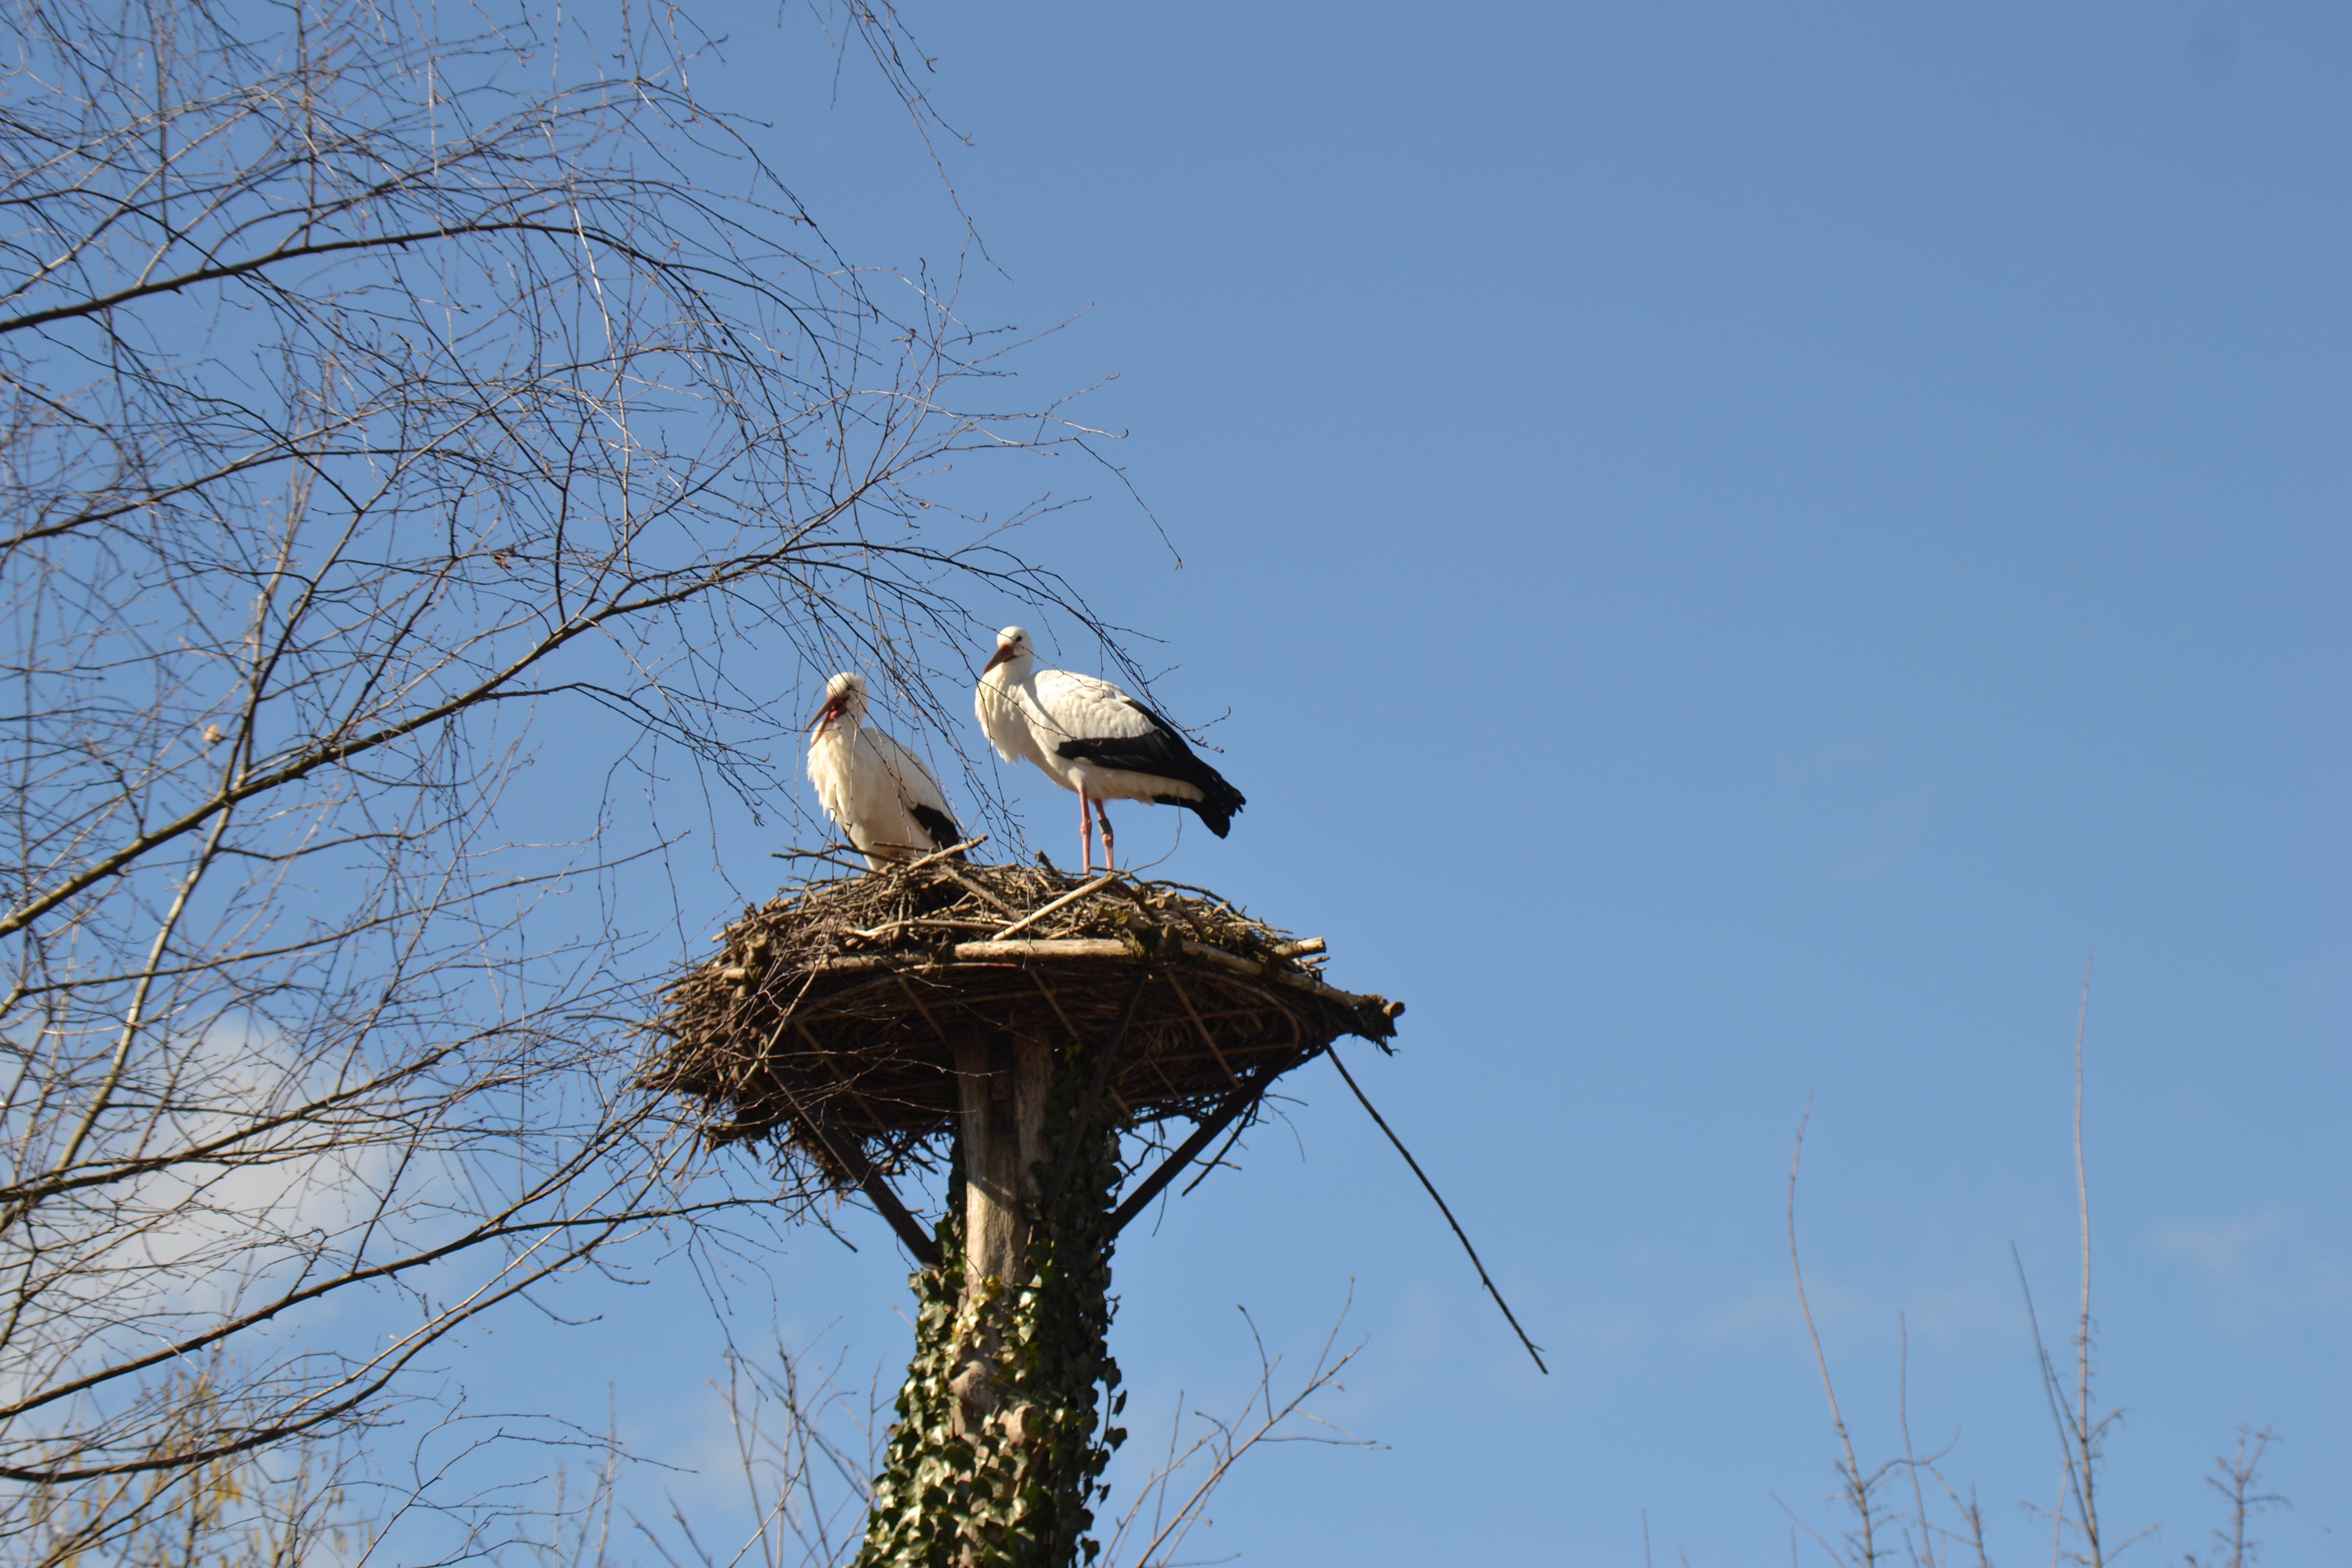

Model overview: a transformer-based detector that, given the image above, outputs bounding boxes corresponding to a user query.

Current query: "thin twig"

[1327,1050,1547,1374]
[2071,953,2101,1567]
[988,871,1115,939]
[902,834,989,872]
[1788,1095,1877,1566]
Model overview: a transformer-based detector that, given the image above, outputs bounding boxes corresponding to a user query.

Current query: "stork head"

[981,626,1034,678]
[810,671,867,736]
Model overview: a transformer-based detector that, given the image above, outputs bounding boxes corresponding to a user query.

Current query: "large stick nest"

[643,855,1403,1184]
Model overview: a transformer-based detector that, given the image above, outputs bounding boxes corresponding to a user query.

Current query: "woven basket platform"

[643,855,1403,1180]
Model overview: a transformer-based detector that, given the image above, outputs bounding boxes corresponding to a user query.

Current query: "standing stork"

[808,673,966,869]
[974,627,1244,873]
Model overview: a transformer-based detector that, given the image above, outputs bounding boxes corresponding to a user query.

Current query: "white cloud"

[2151,1209,2294,1283]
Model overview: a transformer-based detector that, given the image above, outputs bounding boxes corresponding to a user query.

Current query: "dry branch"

[0,0,1160,1548]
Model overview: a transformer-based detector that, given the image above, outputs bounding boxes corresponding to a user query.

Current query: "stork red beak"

[982,642,1017,674]
[809,695,848,736]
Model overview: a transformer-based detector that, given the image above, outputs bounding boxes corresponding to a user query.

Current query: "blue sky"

[453,4,2347,1562]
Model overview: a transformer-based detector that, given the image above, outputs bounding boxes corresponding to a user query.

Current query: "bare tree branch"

[0,0,1149,1556]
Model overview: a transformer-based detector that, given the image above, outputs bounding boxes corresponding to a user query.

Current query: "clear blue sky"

[463,5,2348,1562]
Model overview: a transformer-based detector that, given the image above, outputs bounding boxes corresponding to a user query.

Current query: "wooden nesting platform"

[643,854,1403,1182]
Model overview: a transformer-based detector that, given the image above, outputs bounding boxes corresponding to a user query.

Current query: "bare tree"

[2173,1429,2284,1568]
[0,0,1123,1557]
[1775,971,2289,1568]
[1095,1303,1374,1568]
[516,1302,1370,1568]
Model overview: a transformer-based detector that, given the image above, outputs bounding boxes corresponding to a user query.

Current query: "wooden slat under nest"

[643,855,1403,1184]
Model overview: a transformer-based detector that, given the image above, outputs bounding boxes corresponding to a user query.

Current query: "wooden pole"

[947,1030,1051,1424]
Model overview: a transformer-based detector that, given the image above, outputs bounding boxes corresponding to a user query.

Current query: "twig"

[2071,953,2101,1567]
[988,871,1116,940]
[1162,967,1241,1088]
[772,847,870,873]
[1111,1298,1374,1567]
[1787,1095,1877,1566]
[1326,1050,1548,1374]
[902,834,988,871]
[768,1079,940,1268]
[2012,1244,2086,1559]
[933,864,1018,914]
[1109,1061,1294,1235]
[1177,1109,1256,1198]
[1899,1313,1937,1568]
[1778,1105,1891,1568]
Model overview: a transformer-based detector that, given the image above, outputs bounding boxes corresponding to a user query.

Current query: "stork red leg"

[1094,797,1116,872]
[1079,783,1095,874]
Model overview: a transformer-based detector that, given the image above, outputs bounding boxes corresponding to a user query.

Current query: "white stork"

[808,672,965,869]
[974,627,1244,873]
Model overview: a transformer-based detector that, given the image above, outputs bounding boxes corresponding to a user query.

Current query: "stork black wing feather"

[1054,700,1246,837]
[908,802,965,855]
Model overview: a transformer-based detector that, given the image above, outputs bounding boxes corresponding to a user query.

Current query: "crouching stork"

[808,672,965,869]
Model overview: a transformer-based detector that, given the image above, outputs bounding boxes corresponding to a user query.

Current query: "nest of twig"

[642,851,1403,1187]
